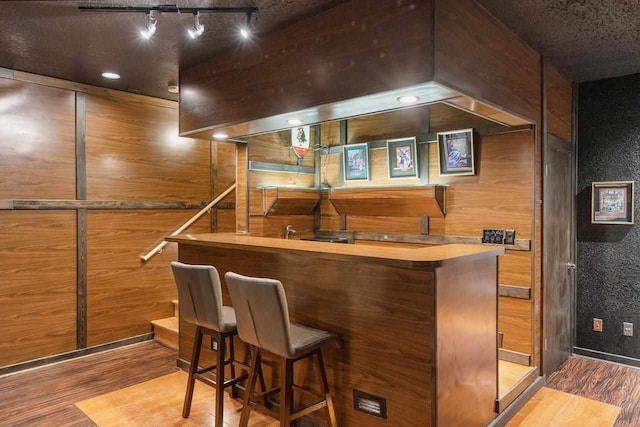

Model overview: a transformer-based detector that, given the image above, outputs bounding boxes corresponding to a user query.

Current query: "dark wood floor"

[547,356,640,427]
[0,341,178,427]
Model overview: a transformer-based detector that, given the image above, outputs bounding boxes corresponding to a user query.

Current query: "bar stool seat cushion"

[218,306,237,333]
[289,323,334,359]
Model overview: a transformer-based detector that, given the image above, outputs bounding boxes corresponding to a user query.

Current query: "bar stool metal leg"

[183,325,204,418]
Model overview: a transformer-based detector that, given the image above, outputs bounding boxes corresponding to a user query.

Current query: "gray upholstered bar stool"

[225,271,338,427]
[171,262,248,427]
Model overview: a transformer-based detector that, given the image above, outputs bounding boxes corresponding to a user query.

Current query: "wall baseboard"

[574,347,640,368]
[0,333,154,377]
[488,376,545,427]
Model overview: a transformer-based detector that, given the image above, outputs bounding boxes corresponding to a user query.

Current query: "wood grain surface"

[0,341,177,426]
[547,356,638,427]
[434,0,541,124]
[179,0,435,134]
[0,79,76,199]
[0,211,77,366]
[85,94,210,201]
[236,144,249,233]
[86,210,210,346]
[544,62,573,143]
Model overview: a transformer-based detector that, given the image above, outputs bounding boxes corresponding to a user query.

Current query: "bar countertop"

[166,233,505,268]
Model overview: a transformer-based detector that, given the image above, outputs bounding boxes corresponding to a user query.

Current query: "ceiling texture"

[476,0,640,83]
[0,0,637,101]
[0,0,343,100]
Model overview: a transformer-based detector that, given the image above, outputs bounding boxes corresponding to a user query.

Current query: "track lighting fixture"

[187,11,204,39]
[79,5,258,42]
[140,11,157,39]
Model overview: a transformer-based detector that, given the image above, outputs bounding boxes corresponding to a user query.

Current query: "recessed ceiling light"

[287,119,303,126]
[397,95,420,104]
[213,132,228,140]
[167,85,179,94]
[101,72,120,80]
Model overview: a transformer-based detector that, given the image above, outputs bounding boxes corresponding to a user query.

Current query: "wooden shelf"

[328,186,445,218]
[251,187,320,216]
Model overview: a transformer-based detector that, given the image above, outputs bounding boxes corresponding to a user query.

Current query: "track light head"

[240,11,253,40]
[140,11,157,39]
[187,11,204,39]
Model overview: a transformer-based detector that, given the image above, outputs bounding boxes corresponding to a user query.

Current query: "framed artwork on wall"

[437,128,475,176]
[592,181,635,224]
[386,137,418,179]
[343,143,369,181]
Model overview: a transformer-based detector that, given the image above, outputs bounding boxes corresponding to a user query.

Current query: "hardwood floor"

[0,341,177,426]
[506,387,619,426]
[547,356,640,427]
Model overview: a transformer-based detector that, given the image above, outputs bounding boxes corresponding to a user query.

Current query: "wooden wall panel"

[500,251,532,287]
[0,211,77,366]
[499,297,532,355]
[248,130,315,167]
[236,144,248,232]
[179,0,435,134]
[428,130,533,239]
[0,79,76,199]
[85,94,210,201]
[545,62,572,142]
[434,0,541,124]
[86,210,210,346]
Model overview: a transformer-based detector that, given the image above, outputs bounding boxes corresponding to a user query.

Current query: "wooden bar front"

[168,233,503,426]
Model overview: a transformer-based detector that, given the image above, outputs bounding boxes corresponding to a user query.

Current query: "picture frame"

[343,143,369,181]
[591,181,634,224]
[437,128,475,176]
[386,137,418,179]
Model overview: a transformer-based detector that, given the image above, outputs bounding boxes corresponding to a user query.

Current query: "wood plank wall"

[0,72,229,367]
[316,106,535,356]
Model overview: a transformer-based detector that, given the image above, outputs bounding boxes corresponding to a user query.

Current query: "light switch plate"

[624,322,633,337]
[504,229,516,245]
[593,318,603,332]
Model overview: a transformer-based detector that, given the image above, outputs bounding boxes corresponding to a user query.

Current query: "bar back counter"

[167,233,504,426]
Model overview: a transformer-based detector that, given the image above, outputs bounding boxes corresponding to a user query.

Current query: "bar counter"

[167,233,504,427]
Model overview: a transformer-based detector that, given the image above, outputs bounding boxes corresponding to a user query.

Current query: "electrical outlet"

[211,337,218,351]
[482,229,505,244]
[593,318,603,332]
[624,322,634,337]
[504,229,516,245]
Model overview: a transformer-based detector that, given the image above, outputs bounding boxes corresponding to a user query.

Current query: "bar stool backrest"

[224,272,291,358]
[171,261,226,332]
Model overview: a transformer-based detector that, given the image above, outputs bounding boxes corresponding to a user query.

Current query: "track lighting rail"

[78,5,258,15]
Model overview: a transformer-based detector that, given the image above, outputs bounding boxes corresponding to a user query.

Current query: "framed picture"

[437,128,475,176]
[343,143,369,181]
[592,181,634,224]
[386,137,418,179]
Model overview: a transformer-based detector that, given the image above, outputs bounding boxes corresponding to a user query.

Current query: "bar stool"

[170,262,248,427]
[224,271,338,427]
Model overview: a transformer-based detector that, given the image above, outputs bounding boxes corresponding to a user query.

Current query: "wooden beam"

[76,92,87,201]
[499,284,531,300]
[7,200,209,210]
[76,209,88,349]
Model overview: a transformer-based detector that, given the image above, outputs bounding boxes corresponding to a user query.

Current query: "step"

[172,299,179,318]
[151,316,179,351]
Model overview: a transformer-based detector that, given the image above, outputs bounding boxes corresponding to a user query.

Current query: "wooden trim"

[76,209,88,349]
[210,142,217,232]
[3,200,209,210]
[488,376,545,427]
[0,67,13,79]
[499,348,531,366]
[76,92,87,200]
[317,230,532,251]
[7,69,177,109]
[249,161,315,175]
[499,284,531,300]
[0,333,154,377]
[495,367,538,413]
[420,216,430,235]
